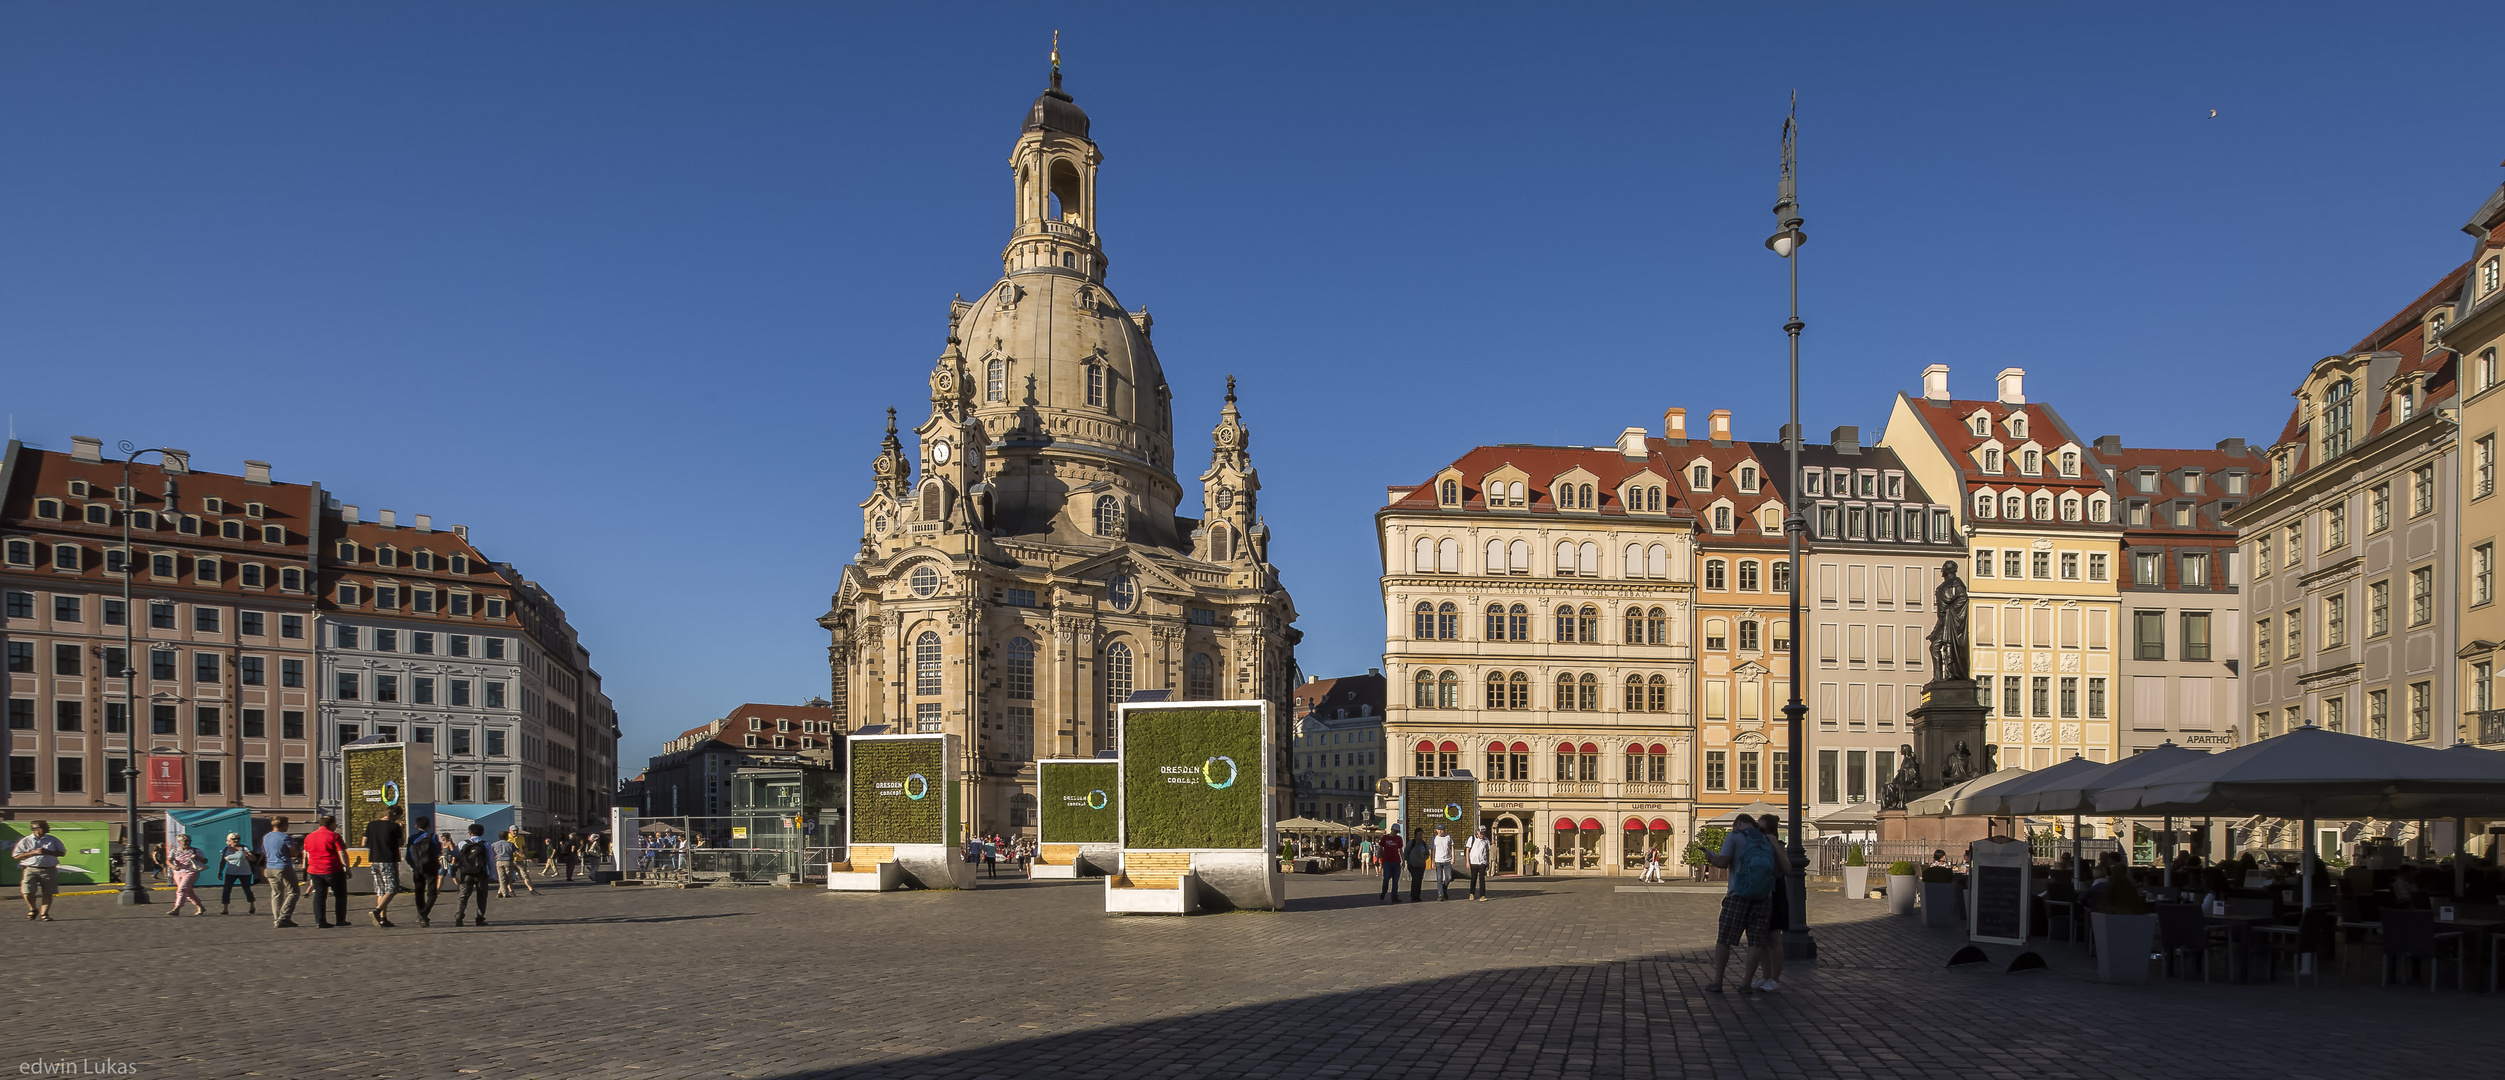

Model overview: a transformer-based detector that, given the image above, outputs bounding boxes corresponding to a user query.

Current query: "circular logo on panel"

[381,781,401,807]
[1444,803,1464,821]
[1086,789,1108,810]
[903,773,930,800]
[1201,756,1238,789]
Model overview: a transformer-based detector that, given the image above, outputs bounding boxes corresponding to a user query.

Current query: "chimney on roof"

[414,514,432,532]
[1778,422,1801,451]
[2094,435,2122,454]
[1369,667,1381,677]
[1922,364,1951,403]
[1831,426,1861,455]
[2216,437,2248,455]
[243,460,272,485]
[1664,408,1688,444]
[1708,409,1733,444]
[1617,427,1648,459]
[342,505,360,524]
[1995,367,2026,405]
[452,524,468,540]
[161,449,190,475]
[69,436,102,463]
[379,509,396,529]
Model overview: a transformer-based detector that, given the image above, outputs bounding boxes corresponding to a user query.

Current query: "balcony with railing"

[2478,709,2505,746]
[1021,219,1094,244]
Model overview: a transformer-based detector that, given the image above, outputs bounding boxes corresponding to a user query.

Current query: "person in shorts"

[362,807,405,928]
[1703,813,1778,993]
[14,820,66,921]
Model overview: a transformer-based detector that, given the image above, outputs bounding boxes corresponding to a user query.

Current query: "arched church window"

[914,632,943,697]
[1007,638,1036,700]
[1063,252,1076,269]
[1211,524,1233,562]
[1094,495,1121,538]
[921,482,943,522]
[985,359,1005,402]
[1086,363,1104,406]
[1188,653,1216,700]
[1104,641,1133,705]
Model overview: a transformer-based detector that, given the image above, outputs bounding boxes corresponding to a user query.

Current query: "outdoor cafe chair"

[2379,909,2467,991]
[2255,908,2337,987]
[2155,903,2224,982]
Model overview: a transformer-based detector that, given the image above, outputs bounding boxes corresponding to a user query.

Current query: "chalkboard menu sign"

[1966,838,2032,946]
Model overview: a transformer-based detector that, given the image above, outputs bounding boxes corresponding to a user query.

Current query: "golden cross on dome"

[1051,30,1060,75]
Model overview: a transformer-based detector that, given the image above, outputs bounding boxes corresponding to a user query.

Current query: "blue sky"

[3,5,2492,764]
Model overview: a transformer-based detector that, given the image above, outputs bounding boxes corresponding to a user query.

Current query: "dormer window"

[245,501,265,518]
[2135,470,2157,493]
[2322,378,2355,458]
[2225,473,2247,495]
[1691,465,1710,489]
[202,497,224,513]
[1973,492,1995,518]
[1884,473,1903,499]
[1968,415,1989,437]
[449,554,471,575]
[2008,415,2027,439]
[1857,472,1876,498]
[1738,465,1758,492]
[2020,450,2040,475]
[2058,451,2078,477]
[2088,496,2110,523]
[34,499,62,520]
[2032,495,2052,520]
[1803,472,1824,496]
[2004,494,2024,519]
[1982,448,2002,473]
[2394,386,2416,423]
[1438,480,1460,507]
[2484,256,2501,298]
[2181,470,2204,494]
[66,480,90,497]
[1714,506,1732,532]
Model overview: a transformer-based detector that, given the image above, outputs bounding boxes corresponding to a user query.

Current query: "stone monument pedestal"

[1908,678,1990,790]
[1876,809,2001,848]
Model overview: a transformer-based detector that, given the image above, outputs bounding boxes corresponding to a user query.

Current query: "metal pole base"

[1782,928,1817,961]
[117,889,151,906]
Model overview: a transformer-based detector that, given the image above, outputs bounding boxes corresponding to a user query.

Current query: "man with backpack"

[1703,813,1780,994]
[404,816,444,928]
[451,824,494,926]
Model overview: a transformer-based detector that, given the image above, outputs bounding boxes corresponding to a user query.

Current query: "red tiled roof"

[2095,444,2268,541]
[1384,439,1694,517]
[1898,398,2104,493]
[2268,261,2470,463]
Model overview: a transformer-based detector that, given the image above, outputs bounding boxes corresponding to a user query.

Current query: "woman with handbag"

[166,836,209,916]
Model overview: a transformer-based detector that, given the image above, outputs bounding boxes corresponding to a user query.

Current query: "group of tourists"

[964,834,1032,878]
[11,809,604,927]
[1372,822,1492,903]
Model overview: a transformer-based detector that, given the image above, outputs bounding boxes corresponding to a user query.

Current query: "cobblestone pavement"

[5,870,2490,1079]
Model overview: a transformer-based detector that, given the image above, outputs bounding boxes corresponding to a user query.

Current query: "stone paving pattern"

[5,871,2489,1079]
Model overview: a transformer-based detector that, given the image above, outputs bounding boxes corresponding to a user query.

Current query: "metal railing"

[2477,709,2505,745]
[621,816,841,886]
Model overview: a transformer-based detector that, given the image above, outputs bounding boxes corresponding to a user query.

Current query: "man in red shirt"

[301,815,349,929]
[1376,826,1405,904]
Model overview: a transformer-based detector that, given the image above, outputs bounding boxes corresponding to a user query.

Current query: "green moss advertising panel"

[1121,706,1266,850]
[1400,778,1479,844]
[850,737,950,846]
[1037,760,1120,844]
[343,744,407,853]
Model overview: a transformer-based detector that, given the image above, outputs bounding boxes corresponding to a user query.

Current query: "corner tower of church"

[821,55,1300,840]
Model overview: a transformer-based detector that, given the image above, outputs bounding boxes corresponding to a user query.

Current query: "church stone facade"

[819,66,1300,838]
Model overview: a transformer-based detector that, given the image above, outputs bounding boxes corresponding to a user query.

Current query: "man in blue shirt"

[261,817,302,929]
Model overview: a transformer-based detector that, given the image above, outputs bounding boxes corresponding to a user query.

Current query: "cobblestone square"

[4,871,2489,1079]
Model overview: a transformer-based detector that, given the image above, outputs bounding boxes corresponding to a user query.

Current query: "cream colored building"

[819,67,1299,839]
[2449,183,2505,749]
[1378,423,1695,876]
[1882,365,2126,770]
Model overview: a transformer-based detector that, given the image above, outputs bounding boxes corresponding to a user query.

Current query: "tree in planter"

[1887,861,1918,877]
[2099,869,2149,915]
[1920,864,1956,884]
[1685,827,1727,870]
[1844,845,1865,868]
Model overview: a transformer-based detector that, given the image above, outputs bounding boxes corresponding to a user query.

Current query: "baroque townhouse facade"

[820,68,1299,839]
[2233,263,2467,790]
[1883,365,2127,771]
[1676,410,1794,834]
[319,508,523,824]
[2,438,323,822]
[2445,182,2505,749]
[1379,424,1696,876]
[2094,436,2266,756]
[1785,428,1962,828]
[636,702,836,820]
[1290,671,1385,824]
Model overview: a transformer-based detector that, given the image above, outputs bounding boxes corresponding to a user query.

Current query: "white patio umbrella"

[1946,754,2113,882]
[2092,726,2505,909]
[2002,742,2211,885]
[1905,766,2031,817]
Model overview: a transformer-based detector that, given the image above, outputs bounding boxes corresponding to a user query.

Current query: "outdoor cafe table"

[2336,916,2505,989]
[2207,913,2277,983]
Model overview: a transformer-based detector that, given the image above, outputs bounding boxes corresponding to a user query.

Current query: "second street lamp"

[1765,103,1815,960]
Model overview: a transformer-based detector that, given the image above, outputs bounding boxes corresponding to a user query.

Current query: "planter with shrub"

[1842,845,1869,899]
[1919,864,1959,928]
[2091,872,2157,984]
[1886,861,1919,915]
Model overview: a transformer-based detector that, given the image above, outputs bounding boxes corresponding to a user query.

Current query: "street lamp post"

[113,441,178,906]
[1764,103,1815,960]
